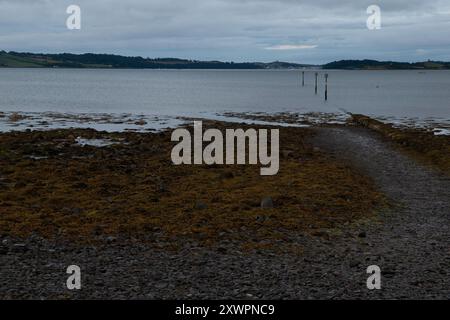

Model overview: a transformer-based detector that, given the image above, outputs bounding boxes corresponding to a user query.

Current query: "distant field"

[0,52,113,68]
[0,51,309,69]
[0,52,45,68]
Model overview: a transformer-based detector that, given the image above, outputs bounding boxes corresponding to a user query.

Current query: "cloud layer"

[265,44,318,50]
[0,0,449,63]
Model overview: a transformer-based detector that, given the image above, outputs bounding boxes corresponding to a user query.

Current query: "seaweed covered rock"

[350,114,450,174]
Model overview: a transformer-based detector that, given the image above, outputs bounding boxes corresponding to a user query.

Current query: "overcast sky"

[1,0,450,64]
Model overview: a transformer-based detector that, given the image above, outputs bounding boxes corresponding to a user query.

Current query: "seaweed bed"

[222,111,450,175]
[0,121,386,248]
[350,115,450,174]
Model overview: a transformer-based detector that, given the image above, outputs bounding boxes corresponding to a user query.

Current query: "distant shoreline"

[2,51,450,70]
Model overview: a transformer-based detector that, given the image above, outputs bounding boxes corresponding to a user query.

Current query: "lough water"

[0,68,449,132]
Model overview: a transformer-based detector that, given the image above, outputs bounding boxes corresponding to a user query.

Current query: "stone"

[195,201,208,210]
[358,231,367,238]
[157,181,168,193]
[135,119,147,126]
[70,207,83,215]
[260,197,274,209]
[106,236,117,244]
[255,215,267,223]
[0,246,8,255]
[217,246,227,253]
[281,150,293,158]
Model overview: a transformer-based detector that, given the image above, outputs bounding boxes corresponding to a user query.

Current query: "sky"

[1,0,450,64]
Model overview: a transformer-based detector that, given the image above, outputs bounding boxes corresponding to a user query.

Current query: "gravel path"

[309,127,449,299]
[1,126,448,299]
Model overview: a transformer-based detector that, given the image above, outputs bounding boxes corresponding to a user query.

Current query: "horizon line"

[2,50,450,66]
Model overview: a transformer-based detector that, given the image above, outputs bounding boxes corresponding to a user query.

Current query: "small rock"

[106,236,117,244]
[358,231,367,238]
[383,268,396,277]
[281,150,293,158]
[261,197,274,209]
[157,181,167,193]
[155,283,167,289]
[195,201,208,210]
[217,246,227,253]
[135,119,147,126]
[0,246,8,255]
[255,215,267,223]
[73,182,88,189]
[93,226,103,236]
[70,207,83,215]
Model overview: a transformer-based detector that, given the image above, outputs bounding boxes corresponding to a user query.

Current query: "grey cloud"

[0,0,449,63]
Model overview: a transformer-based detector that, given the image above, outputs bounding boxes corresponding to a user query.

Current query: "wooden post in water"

[324,73,328,101]
[314,72,318,94]
[302,71,305,87]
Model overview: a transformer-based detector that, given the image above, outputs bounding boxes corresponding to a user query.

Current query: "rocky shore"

[0,119,448,299]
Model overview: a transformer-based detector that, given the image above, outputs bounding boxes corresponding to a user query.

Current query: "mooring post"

[314,72,318,94]
[325,73,328,101]
[302,71,305,87]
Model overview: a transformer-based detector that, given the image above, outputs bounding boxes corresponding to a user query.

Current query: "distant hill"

[0,51,312,69]
[323,59,450,70]
[2,52,448,70]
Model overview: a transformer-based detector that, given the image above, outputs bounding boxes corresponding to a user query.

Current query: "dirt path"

[1,126,448,299]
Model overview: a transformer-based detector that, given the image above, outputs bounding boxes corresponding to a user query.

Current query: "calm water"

[0,68,449,131]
